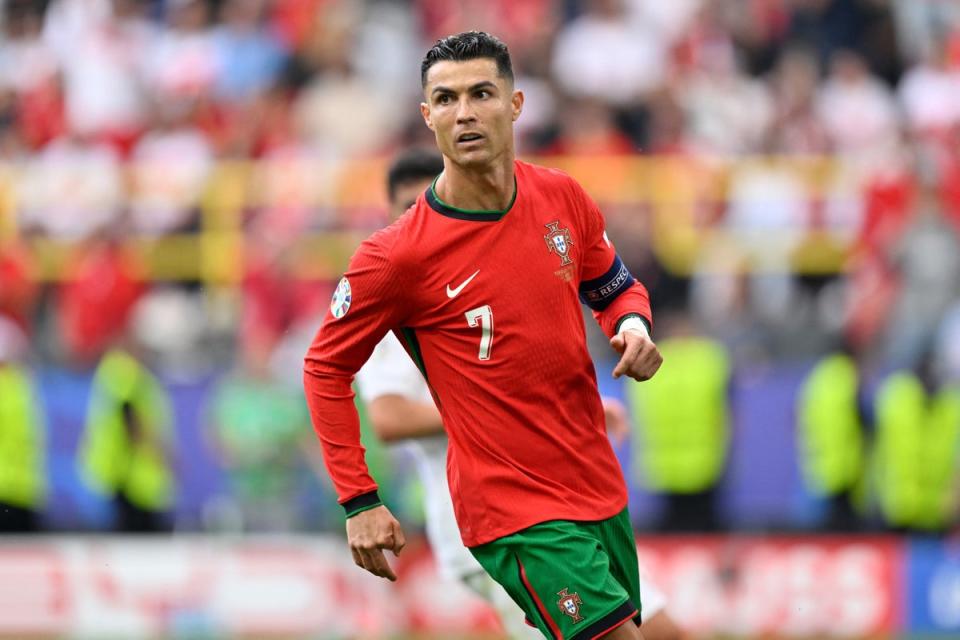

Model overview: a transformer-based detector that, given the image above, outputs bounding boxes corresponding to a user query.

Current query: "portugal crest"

[544,221,573,266]
[556,588,584,623]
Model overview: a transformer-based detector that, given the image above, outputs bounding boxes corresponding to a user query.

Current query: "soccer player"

[359,148,540,639]
[356,149,681,640]
[304,31,662,640]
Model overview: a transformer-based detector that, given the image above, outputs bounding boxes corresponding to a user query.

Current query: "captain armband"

[578,255,636,311]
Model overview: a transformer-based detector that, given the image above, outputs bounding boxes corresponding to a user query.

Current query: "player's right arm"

[303,232,410,580]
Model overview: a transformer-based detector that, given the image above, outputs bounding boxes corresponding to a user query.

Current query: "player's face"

[420,58,523,169]
[389,177,434,220]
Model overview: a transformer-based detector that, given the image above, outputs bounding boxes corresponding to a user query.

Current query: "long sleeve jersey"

[304,160,652,546]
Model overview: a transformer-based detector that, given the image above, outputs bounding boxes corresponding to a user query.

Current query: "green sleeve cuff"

[342,490,383,518]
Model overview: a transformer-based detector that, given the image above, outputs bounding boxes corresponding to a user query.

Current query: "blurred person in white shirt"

[43,0,156,150]
[128,101,213,235]
[898,36,960,144]
[18,130,122,240]
[0,1,60,98]
[143,0,219,106]
[816,49,900,159]
[551,0,666,108]
[678,36,772,155]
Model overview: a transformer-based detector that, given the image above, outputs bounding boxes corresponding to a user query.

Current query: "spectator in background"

[205,340,313,532]
[0,238,38,335]
[626,311,731,531]
[0,1,59,92]
[143,0,219,111]
[872,347,960,533]
[212,0,287,105]
[79,345,176,533]
[43,0,155,154]
[722,158,809,341]
[679,35,772,155]
[786,0,888,73]
[816,49,899,160]
[796,342,869,530]
[0,0,62,151]
[128,100,213,235]
[241,234,329,360]
[0,0,65,151]
[0,89,20,157]
[0,317,46,533]
[415,0,556,49]
[292,3,404,158]
[891,0,960,67]
[55,232,144,366]
[765,46,830,154]
[844,142,915,352]
[627,0,705,50]
[551,0,666,108]
[643,87,692,154]
[897,34,960,148]
[542,97,636,155]
[883,180,960,368]
[17,129,123,240]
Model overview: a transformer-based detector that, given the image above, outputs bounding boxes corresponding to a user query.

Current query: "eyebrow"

[431,81,498,96]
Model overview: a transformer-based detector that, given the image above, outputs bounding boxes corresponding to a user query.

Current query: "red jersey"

[304,160,652,546]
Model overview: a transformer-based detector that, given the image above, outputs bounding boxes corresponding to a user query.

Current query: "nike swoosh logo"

[446,269,480,298]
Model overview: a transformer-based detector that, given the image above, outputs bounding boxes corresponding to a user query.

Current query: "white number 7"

[464,305,494,361]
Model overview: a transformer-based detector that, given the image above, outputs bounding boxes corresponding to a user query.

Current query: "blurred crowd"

[1,0,960,536]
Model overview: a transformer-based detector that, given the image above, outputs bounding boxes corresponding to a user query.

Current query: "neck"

[435,152,516,211]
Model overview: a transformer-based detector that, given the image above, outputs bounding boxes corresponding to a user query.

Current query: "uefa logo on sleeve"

[330,277,352,318]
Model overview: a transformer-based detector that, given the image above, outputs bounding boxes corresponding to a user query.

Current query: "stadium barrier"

[1,534,958,639]
[0,155,867,283]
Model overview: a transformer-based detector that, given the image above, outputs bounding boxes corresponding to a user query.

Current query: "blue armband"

[579,255,636,311]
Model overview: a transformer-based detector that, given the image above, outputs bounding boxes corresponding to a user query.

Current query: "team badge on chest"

[557,588,584,623]
[544,221,573,266]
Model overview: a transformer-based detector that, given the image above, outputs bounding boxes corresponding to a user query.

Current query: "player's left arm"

[572,181,662,382]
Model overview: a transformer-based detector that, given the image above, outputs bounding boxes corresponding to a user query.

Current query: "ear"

[511,90,524,122]
[420,102,434,131]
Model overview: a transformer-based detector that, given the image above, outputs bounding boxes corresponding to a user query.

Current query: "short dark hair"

[387,148,444,203]
[420,31,514,88]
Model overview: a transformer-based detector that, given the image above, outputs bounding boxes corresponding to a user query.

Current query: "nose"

[455,97,476,124]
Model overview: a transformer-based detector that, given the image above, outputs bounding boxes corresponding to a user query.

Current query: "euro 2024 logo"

[330,277,352,319]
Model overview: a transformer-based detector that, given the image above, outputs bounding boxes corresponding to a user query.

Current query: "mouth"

[456,132,485,145]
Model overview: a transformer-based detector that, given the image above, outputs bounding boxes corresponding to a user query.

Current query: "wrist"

[615,313,650,337]
[342,489,383,518]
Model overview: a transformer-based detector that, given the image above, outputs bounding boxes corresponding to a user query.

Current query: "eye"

[437,94,452,105]
[476,89,491,99]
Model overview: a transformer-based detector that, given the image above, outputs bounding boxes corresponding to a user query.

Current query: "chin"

[450,148,492,168]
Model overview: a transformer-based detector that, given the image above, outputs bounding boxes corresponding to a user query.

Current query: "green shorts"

[469,508,642,640]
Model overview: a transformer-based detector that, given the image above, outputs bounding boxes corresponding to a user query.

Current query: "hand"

[610,328,662,381]
[346,505,406,581]
[600,397,629,445]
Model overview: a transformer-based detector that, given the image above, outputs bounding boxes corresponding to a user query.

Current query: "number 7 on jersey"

[464,305,494,361]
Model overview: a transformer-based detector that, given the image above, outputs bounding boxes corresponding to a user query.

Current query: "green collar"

[426,174,517,222]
